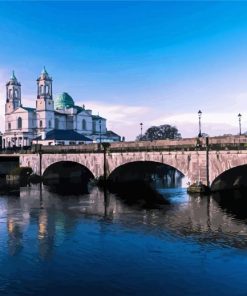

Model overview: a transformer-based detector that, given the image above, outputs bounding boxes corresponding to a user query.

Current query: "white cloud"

[81,100,152,140]
[151,112,243,138]
[80,102,242,140]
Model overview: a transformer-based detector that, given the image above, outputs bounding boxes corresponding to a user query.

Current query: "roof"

[74,105,84,113]
[54,110,67,116]
[37,66,52,81]
[6,71,21,86]
[10,70,17,81]
[92,115,106,120]
[41,66,48,76]
[36,129,93,141]
[55,92,75,109]
[106,130,121,138]
[22,107,35,112]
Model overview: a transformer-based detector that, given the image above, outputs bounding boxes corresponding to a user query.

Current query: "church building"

[2,68,121,148]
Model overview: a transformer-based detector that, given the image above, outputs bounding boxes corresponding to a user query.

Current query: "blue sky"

[1,1,247,139]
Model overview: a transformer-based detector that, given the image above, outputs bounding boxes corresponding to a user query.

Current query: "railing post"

[206,137,210,187]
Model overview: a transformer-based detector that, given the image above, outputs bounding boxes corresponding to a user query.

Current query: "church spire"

[41,66,48,76]
[10,70,17,81]
[37,67,52,100]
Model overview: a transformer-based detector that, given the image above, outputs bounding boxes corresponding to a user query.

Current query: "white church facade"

[2,68,121,148]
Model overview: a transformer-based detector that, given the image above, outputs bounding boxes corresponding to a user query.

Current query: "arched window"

[17,117,22,129]
[8,122,11,130]
[9,89,12,99]
[49,120,52,129]
[40,120,42,128]
[40,85,43,95]
[55,118,59,129]
[82,119,86,130]
[14,89,18,98]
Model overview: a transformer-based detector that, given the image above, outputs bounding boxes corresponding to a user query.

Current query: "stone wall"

[19,149,247,187]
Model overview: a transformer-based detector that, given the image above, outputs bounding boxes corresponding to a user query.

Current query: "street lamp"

[140,122,143,140]
[238,113,242,135]
[99,118,102,144]
[198,110,202,137]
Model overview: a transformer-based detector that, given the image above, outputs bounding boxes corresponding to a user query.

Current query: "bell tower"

[37,66,52,100]
[5,71,21,114]
[36,67,54,134]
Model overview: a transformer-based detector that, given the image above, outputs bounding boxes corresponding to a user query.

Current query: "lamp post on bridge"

[198,110,202,138]
[99,118,102,144]
[238,113,242,136]
[140,122,143,140]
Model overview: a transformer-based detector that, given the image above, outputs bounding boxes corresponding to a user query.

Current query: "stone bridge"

[16,135,247,190]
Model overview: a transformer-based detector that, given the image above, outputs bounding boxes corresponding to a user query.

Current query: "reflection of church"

[2,68,121,148]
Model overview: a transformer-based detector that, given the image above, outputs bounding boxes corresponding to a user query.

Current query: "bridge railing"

[1,135,247,154]
[36,135,247,153]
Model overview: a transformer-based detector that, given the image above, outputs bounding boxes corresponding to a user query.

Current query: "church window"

[9,89,12,99]
[8,122,11,130]
[14,89,18,98]
[40,120,43,128]
[17,117,22,129]
[40,85,43,94]
[82,119,86,130]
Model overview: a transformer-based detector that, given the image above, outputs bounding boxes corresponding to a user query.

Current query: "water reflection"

[2,184,247,296]
[213,190,247,221]
[2,184,247,260]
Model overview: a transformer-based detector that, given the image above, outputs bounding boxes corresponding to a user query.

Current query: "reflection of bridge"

[5,185,247,256]
[3,135,247,190]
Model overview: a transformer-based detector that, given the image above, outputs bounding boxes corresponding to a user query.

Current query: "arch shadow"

[213,190,247,221]
[107,161,185,208]
[211,164,247,192]
[108,160,185,185]
[43,161,94,194]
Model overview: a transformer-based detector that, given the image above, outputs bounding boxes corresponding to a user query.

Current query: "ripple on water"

[0,186,246,295]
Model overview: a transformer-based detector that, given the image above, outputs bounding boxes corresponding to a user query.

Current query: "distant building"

[2,68,121,148]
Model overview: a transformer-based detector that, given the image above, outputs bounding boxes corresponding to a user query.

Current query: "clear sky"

[1,1,247,139]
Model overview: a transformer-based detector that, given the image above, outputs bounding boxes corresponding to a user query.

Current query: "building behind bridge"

[2,68,121,148]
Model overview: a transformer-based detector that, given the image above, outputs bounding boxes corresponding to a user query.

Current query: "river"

[0,184,247,295]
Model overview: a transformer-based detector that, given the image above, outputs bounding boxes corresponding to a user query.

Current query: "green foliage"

[136,124,181,141]
[10,167,32,176]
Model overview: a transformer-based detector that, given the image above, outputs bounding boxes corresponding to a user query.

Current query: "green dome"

[55,92,75,109]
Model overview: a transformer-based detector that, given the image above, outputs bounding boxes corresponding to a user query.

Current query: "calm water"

[0,184,247,296]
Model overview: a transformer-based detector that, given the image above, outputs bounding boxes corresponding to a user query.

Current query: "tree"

[136,124,181,141]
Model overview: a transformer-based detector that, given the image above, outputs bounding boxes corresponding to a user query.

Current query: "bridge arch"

[106,151,191,184]
[40,153,104,178]
[211,164,247,191]
[43,160,95,185]
[108,160,185,186]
